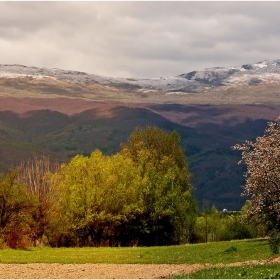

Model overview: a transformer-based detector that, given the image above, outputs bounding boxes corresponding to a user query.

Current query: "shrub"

[4,224,32,249]
[268,230,280,255]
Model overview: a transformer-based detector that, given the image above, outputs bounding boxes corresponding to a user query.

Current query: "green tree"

[47,150,141,247]
[201,199,211,243]
[121,126,196,245]
[195,203,222,243]
[208,205,221,242]
[47,126,197,247]
[219,213,252,241]
[240,200,267,238]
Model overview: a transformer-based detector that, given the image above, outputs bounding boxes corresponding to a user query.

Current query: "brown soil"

[0,257,280,279]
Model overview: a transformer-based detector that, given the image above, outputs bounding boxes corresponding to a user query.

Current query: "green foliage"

[45,126,196,247]
[240,200,267,237]
[194,205,266,243]
[0,124,270,248]
[268,230,280,255]
[120,126,196,245]
[47,150,140,247]
[220,214,252,241]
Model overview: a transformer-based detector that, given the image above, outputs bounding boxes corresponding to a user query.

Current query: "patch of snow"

[253,62,268,68]
[227,73,280,85]
[166,92,196,95]
[0,72,56,81]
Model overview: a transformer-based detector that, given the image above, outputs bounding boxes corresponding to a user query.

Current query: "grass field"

[0,238,273,265]
[173,263,280,279]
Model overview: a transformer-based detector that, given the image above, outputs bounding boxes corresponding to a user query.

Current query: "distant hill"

[0,60,280,210]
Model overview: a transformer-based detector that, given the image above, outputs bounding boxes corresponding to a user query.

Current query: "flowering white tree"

[233,118,280,231]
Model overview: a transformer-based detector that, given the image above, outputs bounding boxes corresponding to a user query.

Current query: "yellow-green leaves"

[47,150,142,246]
[120,126,196,245]
[46,126,196,247]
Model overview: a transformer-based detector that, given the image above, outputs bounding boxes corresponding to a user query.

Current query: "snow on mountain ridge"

[1,59,280,93]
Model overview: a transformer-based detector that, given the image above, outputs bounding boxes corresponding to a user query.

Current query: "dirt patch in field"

[0,257,280,279]
[0,263,204,279]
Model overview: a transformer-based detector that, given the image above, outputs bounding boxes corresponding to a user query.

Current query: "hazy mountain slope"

[146,103,280,127]
[0,117,68,171]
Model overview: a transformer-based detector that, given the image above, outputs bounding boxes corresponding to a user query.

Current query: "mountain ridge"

[1,59,280,96]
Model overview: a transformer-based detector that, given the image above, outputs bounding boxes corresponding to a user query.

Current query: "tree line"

[0,122,279,249]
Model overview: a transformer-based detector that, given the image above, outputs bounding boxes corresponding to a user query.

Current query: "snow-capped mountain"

[1,59,280,95]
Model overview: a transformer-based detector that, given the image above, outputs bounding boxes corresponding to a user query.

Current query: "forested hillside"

[0,103,275,210]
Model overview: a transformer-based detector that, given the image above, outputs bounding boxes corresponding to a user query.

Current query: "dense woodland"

[0,126,270,249]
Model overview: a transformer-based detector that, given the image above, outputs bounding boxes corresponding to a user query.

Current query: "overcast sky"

[1,1,280,78]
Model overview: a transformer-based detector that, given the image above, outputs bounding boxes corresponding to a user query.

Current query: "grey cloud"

[0,2,280,78]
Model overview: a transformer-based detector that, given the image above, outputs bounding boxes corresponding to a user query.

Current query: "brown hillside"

[1,97,280,127]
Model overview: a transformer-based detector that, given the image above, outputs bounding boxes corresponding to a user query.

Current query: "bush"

[268,230,280,255]
[4,225,32,249]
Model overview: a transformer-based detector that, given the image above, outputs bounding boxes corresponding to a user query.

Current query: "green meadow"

[0,239,272,264]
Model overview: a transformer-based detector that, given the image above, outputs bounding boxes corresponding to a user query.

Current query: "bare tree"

[233,118,280,231]
[16,155,60,246]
